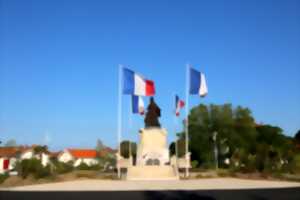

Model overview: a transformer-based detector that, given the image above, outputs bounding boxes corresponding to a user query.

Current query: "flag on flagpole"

[132,95,145,115]
[123,68,155,96]
[189,68,208,97]
[175,95,185,116]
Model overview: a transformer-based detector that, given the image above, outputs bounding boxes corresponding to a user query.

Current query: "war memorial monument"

[117,97,189,180]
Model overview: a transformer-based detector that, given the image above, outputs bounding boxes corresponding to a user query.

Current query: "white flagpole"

[117,64,123,179]
[174,116,179,171]
[173,94,178,170]
[185,64,190,178]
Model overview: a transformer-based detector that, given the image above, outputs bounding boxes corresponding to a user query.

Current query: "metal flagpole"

[185,64,190,178]
[173,94,178,170]
[175,117,179,171]
[117,64,123,179]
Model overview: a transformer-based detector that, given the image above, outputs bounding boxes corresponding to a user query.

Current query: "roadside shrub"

[291,154,300,174]
[217,169,232,177]
[191,160,199,168]
[53,160,73,174]
[35,165,51,179]
[0,173,9,184]
[17,158,51,179]
[77,163,90,170]
[241,154,256,173]
[76,162,103,171]
[88,164,103,171]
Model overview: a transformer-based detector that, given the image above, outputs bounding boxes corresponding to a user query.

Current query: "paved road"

[4,178,300,191]
[1,188,300,200]
[1,179,300,200]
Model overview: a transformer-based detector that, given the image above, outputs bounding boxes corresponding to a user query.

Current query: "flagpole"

[117,64,123,179]
[173,94,178,171]
[185,64,190,178]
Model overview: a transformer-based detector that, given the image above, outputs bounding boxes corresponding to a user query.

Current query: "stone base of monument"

[127,165,179,180]
[126,128,179,180]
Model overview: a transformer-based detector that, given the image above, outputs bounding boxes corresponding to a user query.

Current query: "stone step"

[127,165,179,180]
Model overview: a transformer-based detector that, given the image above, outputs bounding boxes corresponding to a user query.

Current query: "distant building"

[0,145,52,174]
[0,147,18,174]
[19,147,34,160]
[58,149,99,167]
[19,145,50,167]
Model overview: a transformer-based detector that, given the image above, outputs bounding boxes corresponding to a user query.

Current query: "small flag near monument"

[175,95,185,116]
[132,95,145,115]
[123,68,155,96]
[189,68,208,97]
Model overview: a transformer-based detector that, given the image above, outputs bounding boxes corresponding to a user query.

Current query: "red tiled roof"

[68,149,97,158]
[0,147,19,158]
[0,145,36,158]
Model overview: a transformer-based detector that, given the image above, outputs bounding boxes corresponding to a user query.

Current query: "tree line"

[169,104,300,173]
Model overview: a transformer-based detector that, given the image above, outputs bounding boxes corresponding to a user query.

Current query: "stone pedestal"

[127,127,179,180]
[136,128,170,166]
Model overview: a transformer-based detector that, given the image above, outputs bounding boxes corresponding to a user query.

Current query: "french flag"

[123,68,155,96]
[189,68,208,97]
[132,95,144,115]
[175,95,185,116]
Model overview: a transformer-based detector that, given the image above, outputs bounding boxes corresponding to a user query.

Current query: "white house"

[20,148,34,160]
[41,153,50,167]
[58,149,99,167]
[0,147,19,174]
[0,146,51,174]
[19,147,50,167]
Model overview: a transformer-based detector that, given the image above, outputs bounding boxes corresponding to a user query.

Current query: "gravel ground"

[2,178,300,191]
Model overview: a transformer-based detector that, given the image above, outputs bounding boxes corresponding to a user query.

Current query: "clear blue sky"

[1,0,299,150]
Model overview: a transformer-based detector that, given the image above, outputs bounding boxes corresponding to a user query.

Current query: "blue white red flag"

[132,95,144,115]
[123,68,155,96]
[189,68,208,97]
[175,95,185,116]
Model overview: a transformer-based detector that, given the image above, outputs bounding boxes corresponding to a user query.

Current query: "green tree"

[169,139,189,158]
[120,140,137,158]
[33,145,48,154]
[187,104,257,167]
[33,145,49,160]
[175,103,296,172]
[295,130,300,145]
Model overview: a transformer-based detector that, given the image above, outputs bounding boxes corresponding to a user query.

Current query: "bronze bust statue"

[144,97,161,128]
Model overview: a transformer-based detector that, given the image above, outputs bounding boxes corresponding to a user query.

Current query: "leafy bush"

[17,158,51,179]
[77,163,90,170]
[76,162,103,171]
[35,165,51,179]
[191,160,199,168]
[0,173,9,184]
[291,154,300,173]
[52,160,73,174]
